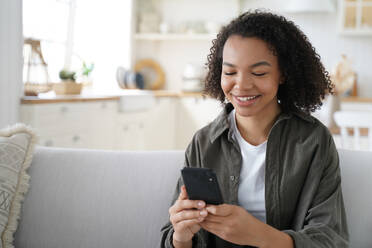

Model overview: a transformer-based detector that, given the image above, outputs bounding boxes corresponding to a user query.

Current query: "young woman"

[161,10,348,248]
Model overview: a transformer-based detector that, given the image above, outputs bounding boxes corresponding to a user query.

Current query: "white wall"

[135,0,372,96]
[242,0,372,97]
[0,0,23,128]
[134,0,241,91]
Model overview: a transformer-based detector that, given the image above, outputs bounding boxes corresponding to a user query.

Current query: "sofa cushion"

[15,147,184,248]
[0,124,37,248]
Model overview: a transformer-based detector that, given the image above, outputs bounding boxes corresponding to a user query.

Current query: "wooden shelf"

[341,96,372,103]
[134,33,217,41]
[20,90,206,104]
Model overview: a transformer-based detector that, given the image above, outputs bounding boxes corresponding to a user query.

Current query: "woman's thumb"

[179,185,188,200]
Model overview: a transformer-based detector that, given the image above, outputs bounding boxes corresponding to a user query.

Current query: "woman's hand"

[199,204,261,245]
[169,185,208,244]
[200,204,293,247]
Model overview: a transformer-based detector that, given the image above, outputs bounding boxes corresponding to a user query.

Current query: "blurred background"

[1,0,372,151]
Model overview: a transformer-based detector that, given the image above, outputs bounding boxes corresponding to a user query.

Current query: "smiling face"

[221,35,282,119]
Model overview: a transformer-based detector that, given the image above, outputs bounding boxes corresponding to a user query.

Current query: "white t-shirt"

[228,109,267,223]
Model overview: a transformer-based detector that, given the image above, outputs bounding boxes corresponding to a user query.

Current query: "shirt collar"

[209,103,314,143]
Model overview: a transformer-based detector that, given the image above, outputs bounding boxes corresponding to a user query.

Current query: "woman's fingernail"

[200,210,207,216]
[198,217,204,222]
[197,201,204,207]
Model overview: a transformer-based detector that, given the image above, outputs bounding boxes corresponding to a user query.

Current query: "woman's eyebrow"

[222,61,271,68]
[250,61,271,68]
[222,62,236,67]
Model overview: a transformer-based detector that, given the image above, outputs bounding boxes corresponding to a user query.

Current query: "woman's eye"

[224,72,236,76]
[252,72,267,76]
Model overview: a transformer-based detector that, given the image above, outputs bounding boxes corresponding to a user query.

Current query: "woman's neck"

[235,103,281,146]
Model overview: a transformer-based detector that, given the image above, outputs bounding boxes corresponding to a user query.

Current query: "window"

[23,0,133,92]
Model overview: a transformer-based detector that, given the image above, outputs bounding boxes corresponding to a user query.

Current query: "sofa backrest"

[14,147,372,247]
[15,146,185,248]
[338,149,372,248]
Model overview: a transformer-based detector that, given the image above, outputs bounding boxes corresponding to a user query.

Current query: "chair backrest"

[334,111,372,150]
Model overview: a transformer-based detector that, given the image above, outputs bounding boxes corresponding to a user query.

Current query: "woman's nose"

[235,73,254,90]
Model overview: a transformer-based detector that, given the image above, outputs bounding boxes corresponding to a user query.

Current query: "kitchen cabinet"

[144,98,176,149]
[115,96,221,150]
[115,97,176,150]
[20,101,117,149]
[175,97,222,149]
[115,111,148,150]
[20,96,221,150]
[23,95,372,151]
[338,0,372,35]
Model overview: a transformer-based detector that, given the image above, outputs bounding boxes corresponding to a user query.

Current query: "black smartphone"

[181,167,223,205]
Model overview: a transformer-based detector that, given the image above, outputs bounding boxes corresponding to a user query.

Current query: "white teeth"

[236,95,258,101]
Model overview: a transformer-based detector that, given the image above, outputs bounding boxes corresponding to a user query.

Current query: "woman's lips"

[232,94,261,106]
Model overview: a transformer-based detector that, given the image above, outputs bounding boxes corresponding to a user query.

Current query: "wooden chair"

[334,111,372,150]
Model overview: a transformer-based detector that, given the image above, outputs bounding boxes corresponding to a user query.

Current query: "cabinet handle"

[123,125,129,131]
[72,135,80,142]
[101,102,107,109]
[139,123,144,129]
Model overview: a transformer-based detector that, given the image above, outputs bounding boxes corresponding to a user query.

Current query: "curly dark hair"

[204,10,333,114]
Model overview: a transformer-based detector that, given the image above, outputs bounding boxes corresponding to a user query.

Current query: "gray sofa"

[14,146,372,247]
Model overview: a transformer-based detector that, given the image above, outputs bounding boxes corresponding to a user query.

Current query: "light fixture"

[284,0,335,13]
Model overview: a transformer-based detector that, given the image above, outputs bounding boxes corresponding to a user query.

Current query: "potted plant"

[80,62,94,87]
[53,69,83,95]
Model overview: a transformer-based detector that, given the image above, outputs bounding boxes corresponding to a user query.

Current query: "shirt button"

[230,176,235,181]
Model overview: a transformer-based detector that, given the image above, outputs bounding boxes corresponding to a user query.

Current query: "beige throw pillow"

[0,124,37,248]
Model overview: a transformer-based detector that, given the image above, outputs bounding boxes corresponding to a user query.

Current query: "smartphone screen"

[181,167,223,205]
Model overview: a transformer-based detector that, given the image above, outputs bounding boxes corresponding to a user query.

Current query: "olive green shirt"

[160,103,349,248]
